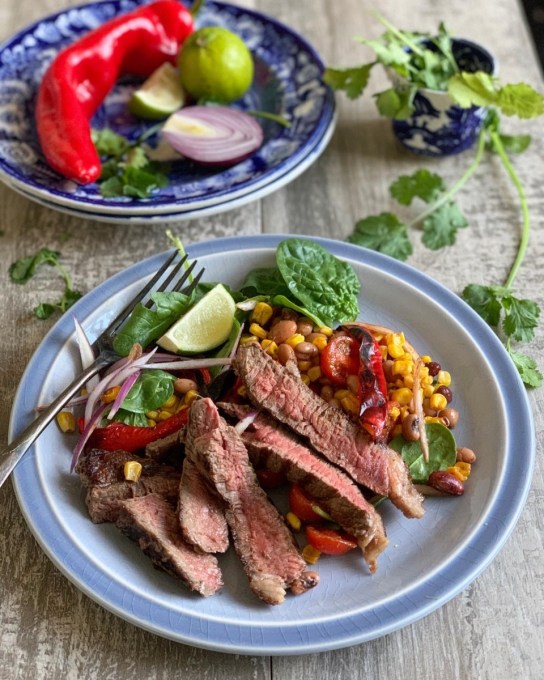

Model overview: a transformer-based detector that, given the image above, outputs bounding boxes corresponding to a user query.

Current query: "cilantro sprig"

[9,248,82,319]
[91,127,169,199]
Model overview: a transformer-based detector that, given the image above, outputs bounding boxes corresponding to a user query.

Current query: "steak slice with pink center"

[234,343,424,519]
[186,398,312,605]
[220,403,389,572]
[116,493,223,597]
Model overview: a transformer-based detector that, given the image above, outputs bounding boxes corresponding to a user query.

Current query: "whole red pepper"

[88,406,189,453]
[35,0,194,184]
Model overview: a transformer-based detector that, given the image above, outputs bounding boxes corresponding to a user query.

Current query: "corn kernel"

[430,393,448,411]
[251,302,274,326]
[184,389,199,406]
[249,323,267,339]
[56,411,75,433]
[240,334,259,345]
[163,394,178,409]
[425,416,442,424]
[418,365,430,378]
[101,385,121,404]
[175,403,189,414]
[422,375,434,385]
[261,338,278,356]
[285,333,305,348]
[379,344,388,360]
[334,389,351,400]
[237,384,248,397]
[421,355,432,364]
[391,387,413,405]
[317,326,333,337]
[386,331,405,345]
[146,410,159,420]
[392,359,413,376]
[300,374,311,385]
[302,544,321,564]
[389,405,401,421]
[448,461,471,480]
[423,384,435,398]
[399,405,409,420]
[307,366,322,382]
[124,461,142,482]
[158,410,172,421]
[312,335,328,351]
[285,512,301,531]
[387,343,405,359]
[298,360,312,372]
[147,419,157,427]
[341,394,360,414]
[437,370,451,386]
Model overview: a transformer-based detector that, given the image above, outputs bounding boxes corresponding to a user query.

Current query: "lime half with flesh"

[157,283,236,354]
[128,63,186,120]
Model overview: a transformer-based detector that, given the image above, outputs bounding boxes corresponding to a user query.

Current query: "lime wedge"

[157,284,236,354]
[128,63,185,120]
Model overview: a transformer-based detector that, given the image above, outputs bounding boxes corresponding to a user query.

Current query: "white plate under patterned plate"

[9,235,535,654]
[0,1,335,217]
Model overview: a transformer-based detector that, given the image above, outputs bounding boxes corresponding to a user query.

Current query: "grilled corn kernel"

[403,374,414,389]
[158,410,173,421]
[285,512,301,532]
[261,338,278,356]
[425,416,442,424]
[422,375,434,385]
[341,394,360,414]
[240,333,259,345]
[379,344,388,360]
[249,323,267,340]
[391,387,413,405]
[163,394,178,409]
[101,385,121,404]
[286,333,305,348]
[302,544,321,564]
[237,384,248,397]
[437,370,451,386]
[334,389,351,400]
[317,326,333,337]
[387,343,405,359]
[389,405,401,421]
[147,419,157,427]
[392,359,413,377]
[146,410,159,420]
[56,411,76,433]
[184,389,199,406]
[430,393,448,411]
[423,384,435,398]
[298,360,312,372]
[421,355,432,364]
[307,366,322,382]
[251,302,274,326]
[447,462,471,482]
[300,374,311,385]
[124,461,142,482]
[312,335,328,351]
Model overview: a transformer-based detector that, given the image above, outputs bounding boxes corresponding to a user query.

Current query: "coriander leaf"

[347,213,413,261]
[9,247,61,283]
[390,169,445,205]
[125,146,149,169]
[447,71,500,108]
[462,284,502,326]
[92,128,130,157]
[422,200,467,249]
[122,165,168,199]
[99,175,124,197]
[34,303,56,320]
[509,350,543,388]
[360,38,412,68]
[323,64,374,100]
[375,87,415,119]
[489,133,531,155]
[497,82,544,118]
[389,423,457,483]
[59,288,83,311]
[501,294,540,342]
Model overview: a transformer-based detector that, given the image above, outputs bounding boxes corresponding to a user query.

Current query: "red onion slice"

[161,105,263,166]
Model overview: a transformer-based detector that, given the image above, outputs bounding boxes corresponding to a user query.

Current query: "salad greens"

[389,423,457,483]
[115,369,175,417]
[9,247,82,319]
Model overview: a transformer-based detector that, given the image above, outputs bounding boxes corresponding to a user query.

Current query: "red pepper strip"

[305,525,358,556]
[35,0,194,184]
[88,406,189,453]
[288,484,325,522]
[319,335,360,385]
[342,324,389,441]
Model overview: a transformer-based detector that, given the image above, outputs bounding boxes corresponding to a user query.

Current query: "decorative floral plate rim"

[0,0,335,215]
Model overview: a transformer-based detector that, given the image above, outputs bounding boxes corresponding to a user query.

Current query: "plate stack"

[0,1,336,224]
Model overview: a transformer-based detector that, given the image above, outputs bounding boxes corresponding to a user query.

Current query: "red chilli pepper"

[305,525,358,556]
[88,406,189,453]
[35,0,194,184]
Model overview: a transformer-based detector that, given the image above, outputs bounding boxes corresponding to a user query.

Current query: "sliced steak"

[178,457,229,554]
[145,429,186,461]
[234,343,424,519]
[221,403,388,572]
[85,475,180,523]
[116,494,222,597]
[186,398,312,605]
[76,448,177,487]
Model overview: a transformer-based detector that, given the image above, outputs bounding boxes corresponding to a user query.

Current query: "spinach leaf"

[120,370,175,414]
[270,294,325,327]
[276,239,360,327]
[240,267,290,297]
[389,423,457,482]
[209,317,242,380]
[110,409,149,427]
[113,291,192,356]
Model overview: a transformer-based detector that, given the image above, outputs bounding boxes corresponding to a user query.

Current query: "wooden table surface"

[1,0,543,678]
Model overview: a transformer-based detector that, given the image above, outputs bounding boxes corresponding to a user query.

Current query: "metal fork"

[0,250,204,489]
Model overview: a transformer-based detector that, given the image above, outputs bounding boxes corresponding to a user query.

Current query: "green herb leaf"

[92,128,131,157]
[389,423,457,483]
[390,169,445,205]
[509,350,543,388]
[9,247,61,284]
[375,87,415,119]
[323,64,374,100]
[120,369,175,414]
[462,284,503,326]
[501,294,540,342]
[447,71,500,108]
[497,82,544,118]
[347,213,413,261]
[111,409,149,427]
[422,200,468,249]
[33,303,57,320]
[240,267,291,298]
[491,133,531,155]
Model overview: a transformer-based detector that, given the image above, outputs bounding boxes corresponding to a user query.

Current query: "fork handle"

[0,357,109,489]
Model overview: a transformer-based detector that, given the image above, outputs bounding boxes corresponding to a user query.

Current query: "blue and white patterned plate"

[0,1,335,217]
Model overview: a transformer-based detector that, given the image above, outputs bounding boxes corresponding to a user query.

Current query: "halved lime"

[157,284,236,354]
[128,63,186,120]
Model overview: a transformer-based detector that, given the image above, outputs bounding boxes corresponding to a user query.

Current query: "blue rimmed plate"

[10,235,534,654]
[0,1,335,217]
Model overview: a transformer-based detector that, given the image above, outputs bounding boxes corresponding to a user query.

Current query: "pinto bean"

[174,378,198,394]
[296,318,314,337]
[277,342,296,366]
[294,341,318,359]
[268,319,298,344]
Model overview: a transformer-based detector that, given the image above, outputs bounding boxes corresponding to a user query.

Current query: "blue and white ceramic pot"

[389,39,496,156]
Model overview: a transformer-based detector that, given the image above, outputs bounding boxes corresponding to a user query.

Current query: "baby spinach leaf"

[120,370,175,414]
[276,238,360,327]
[110,410,149,427]
[240,267,290,298]
[389,423,457,482]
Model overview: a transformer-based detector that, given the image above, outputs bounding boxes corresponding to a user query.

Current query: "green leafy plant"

[9,247,82,319]
[389,423,457,483]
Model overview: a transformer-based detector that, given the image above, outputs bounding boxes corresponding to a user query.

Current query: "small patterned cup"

[389,39,496,156]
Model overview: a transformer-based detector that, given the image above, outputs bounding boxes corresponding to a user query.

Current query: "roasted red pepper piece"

[319,335,360,385]
[88,406,189,453]
[35,0,194,184]
[305,525,358,555]
[288,484,325,522]
[343,324,389,441]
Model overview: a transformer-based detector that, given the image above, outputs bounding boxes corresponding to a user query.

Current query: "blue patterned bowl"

[389,39,496,156]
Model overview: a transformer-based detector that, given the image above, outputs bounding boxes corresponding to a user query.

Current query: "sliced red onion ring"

[161,105,263,166]
[71,402,108,472]
[74,318,99,391]
[107,370,141,421]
